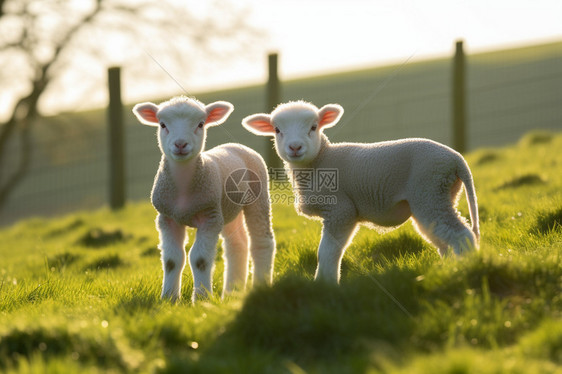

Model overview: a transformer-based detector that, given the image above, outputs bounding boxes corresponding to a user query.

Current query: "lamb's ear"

[241,114,275,136]
[317,104,344,130]
[132,102,160,126]
[204,101,234,127]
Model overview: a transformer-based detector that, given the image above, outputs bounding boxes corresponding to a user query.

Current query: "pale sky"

[6,0,562,116]
[123,0,562,107]
[198,0,562,89]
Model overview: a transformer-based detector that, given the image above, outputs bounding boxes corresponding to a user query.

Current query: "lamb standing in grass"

[133,96,275,302]
[242,101,479,283]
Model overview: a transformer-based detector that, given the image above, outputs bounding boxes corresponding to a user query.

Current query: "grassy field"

[1,131,561,373]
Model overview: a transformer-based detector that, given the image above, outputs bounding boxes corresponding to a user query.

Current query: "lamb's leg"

[249,233,276,285]
[244,203,276,286]
[411,218,449,256]
[188,226,221,302]
[157,214,187,302]
[315,220,357,284]
[221,212,249,295]
[411,202,477,257]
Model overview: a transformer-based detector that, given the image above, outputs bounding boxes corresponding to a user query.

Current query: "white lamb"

[242,101,479,283]
[133,96,276,302]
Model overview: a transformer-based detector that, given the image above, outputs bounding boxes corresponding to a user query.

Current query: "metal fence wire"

[1,41,561,226]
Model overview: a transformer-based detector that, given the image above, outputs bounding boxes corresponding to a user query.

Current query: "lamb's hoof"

[161,291,181,304]
[437,247,452,257]
[191,288,211,304]
[314,273,339,285]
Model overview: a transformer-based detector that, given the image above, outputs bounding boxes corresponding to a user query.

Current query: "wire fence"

[1,41,561,226]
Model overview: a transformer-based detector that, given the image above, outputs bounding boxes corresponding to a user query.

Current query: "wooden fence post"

[452,40,466,153]
[107,66,125,210]
[266,53,282,170]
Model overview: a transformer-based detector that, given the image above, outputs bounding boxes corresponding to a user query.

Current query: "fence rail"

[1,40,561,226]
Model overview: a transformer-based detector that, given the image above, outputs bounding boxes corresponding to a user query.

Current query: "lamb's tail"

[456,157,480,242]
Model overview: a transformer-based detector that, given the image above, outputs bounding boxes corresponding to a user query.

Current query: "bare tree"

[0,0,261,210]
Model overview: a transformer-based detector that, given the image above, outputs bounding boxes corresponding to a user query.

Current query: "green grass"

[1,131,562,373]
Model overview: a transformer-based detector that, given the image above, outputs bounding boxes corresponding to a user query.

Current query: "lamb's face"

[242,101,344,165]
[156,103,207,162]
[272,107,322,164]
[133,97,234,163]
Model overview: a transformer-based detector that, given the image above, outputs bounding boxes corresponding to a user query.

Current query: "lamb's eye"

[198,121,204,128]
[160,122,166,129]
[275,127,280,134]
[310,125,317,131]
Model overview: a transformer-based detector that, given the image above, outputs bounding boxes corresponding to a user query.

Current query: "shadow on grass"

[518,130,554,146]
[494,174,546,191]
[83,254,126,271]
[47,252,81,271]
[45,218,84,238]
[476,151,501,166]
[76,228,131,248]
[420,254,534,301]
[155,246,562,372]
[533,207,562,235]
[0,325,127,371]
[141,246,160,257]
[114,294,160,315]
[364,232,427,266]
[159,274,418,373]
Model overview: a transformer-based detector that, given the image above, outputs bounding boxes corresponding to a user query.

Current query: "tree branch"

[0,0,105,209]
[0,0,263,213]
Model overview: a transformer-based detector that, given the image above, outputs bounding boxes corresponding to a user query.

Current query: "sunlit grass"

[0,131,561,373]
